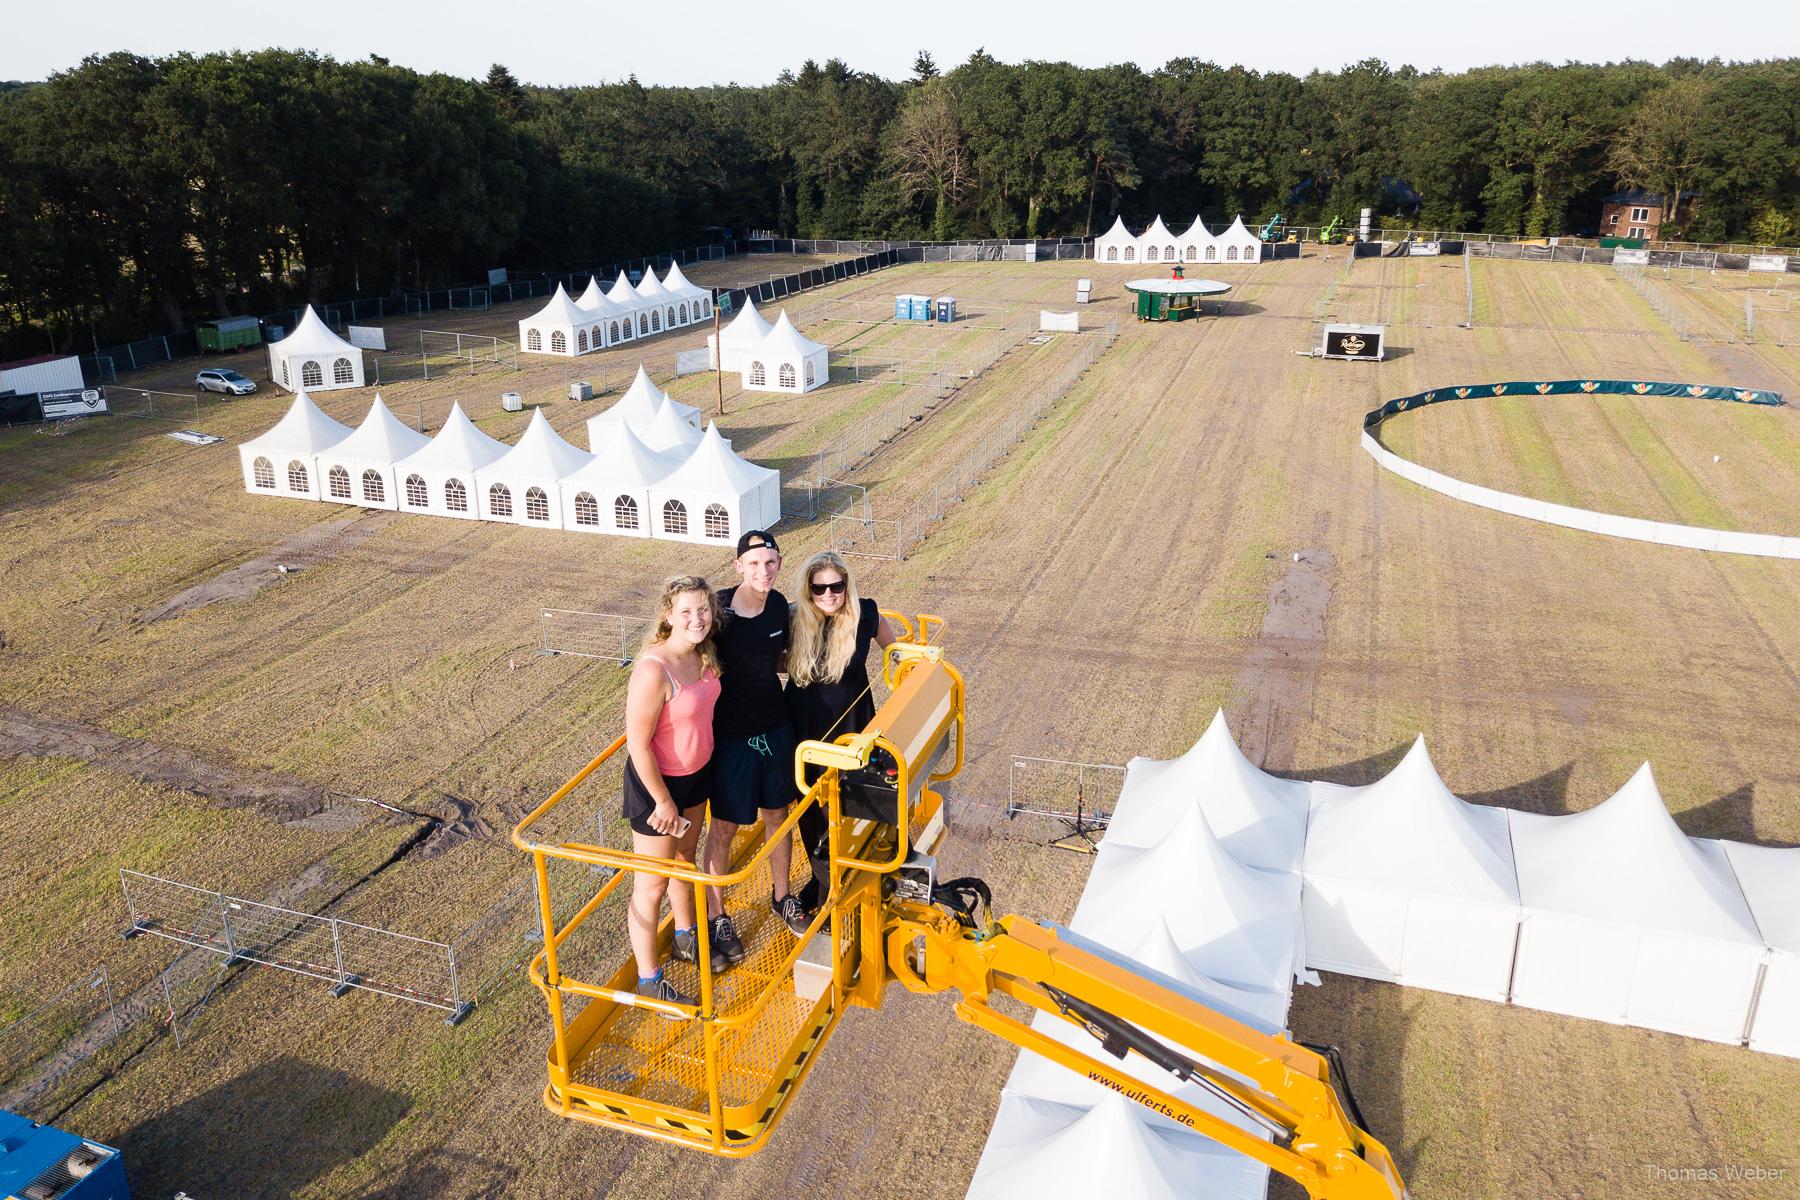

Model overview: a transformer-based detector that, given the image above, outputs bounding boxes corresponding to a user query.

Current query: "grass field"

[2,250,1798,1198]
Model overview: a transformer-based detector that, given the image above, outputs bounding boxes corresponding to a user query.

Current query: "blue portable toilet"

[894,295,912,321]
[0,1111,130,1199]
[935,296,957,324]
[907,294,928,321]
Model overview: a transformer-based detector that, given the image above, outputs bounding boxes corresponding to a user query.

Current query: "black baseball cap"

[736,530,779,556]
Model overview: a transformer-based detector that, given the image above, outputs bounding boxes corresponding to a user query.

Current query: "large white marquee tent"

[520,284,606,357]
[1302,736,1522,1002]
[1721,841,1800,1058]
[575,277,635,348]
[313,394,430,511]
[1507,764,1768,1044]
[1094,214,1262,265]
[651,422,781,542]
[742,311,829,394]
[585,366,700,451]
[239,391,352,499]
[391,401,511,520]
[559,422,677,538]
[268,305,365,392]
[708,296,774,371]
[474,409,593,529]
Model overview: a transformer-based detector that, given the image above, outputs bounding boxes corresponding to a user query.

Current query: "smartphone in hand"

[671,815,693,838]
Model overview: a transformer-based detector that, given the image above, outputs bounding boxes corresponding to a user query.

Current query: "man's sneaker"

[774,893,812,938]
[710,914,749,966]
[635,973,695,1020]
[671,927,727,974]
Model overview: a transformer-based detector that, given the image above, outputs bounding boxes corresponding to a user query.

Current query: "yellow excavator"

[512,618,1406,1200]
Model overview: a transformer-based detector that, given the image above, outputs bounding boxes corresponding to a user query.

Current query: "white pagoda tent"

[606,271,649,338]
[1507,764,1767,1043]
[1094,215,1138,263]
[238,391,351,500]
[584,366,700,451]
[1720,841,1800,1058]
[558,422,679,537]
[520,283,605,356]
[1074,804,1303,996]
[390,401,511,520]
[651,422,780,544]
[1176,216,1214,262]
[639,396,705,458]
[1301,736,1521,1002]
[708,296,774,371]
[1104,709,1309,872]
[472,408,592,528]
[634,266,674,335]
[1138,216,1177,264]
[267,305,364,393]
[1215,215,1263,263]
[742,311,829,394]
[313,394,430,510]
[660,262,714,325]
[575,277,632,348]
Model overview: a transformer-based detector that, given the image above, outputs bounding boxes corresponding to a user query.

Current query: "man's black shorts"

[710,724,797,825]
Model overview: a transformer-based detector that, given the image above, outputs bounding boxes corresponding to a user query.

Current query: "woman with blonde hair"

[784,550,895,913]
[622,575,722,1015]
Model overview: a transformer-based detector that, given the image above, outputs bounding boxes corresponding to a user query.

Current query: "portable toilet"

[935,296,957,324]
[0,1111,130,1200]
[894,295,912,320]
[909,295,931,321]
[1076,279,1092,304]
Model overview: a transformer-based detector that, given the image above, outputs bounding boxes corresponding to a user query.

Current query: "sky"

[6,0,1796,86]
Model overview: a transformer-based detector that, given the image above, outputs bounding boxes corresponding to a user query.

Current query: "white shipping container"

[0,355,84,395]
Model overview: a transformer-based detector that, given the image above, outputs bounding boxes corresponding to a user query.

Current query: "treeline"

[4,50,1800,357]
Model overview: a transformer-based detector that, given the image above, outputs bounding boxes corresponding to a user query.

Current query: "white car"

[196,368,257,395]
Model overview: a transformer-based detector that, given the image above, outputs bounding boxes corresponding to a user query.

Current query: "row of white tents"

[1303,739,1796,1054]
[969,712,1310,1200]
[971,713,1800,1198]
[706,299,830,393]
[238,368,780,542]
[1094,215,1263,265]
[520,264,715,356]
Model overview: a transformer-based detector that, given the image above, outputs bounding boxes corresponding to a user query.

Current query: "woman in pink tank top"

[622,575,722,1015]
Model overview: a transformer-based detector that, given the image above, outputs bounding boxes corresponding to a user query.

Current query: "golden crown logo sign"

[1736,390,1756,402]
[1687,385,1707,397]
[1536,383,1552,394]
[1492,384,1507,395]
[1341,334,1366,354]
[1581,381,1598,392]
[1633,383,1652,394]
[1455,387,1471,398]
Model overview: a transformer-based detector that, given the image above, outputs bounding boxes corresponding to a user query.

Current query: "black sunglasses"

[809,579,847,596]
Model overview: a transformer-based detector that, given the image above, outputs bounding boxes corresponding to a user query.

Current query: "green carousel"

[1126,263,1232,322]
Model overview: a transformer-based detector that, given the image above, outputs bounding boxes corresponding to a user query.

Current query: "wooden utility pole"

[714,294,725,416]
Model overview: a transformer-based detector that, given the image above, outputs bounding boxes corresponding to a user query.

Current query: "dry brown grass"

[2,252,1797,1198]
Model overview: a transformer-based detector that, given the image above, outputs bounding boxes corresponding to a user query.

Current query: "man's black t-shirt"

[713,585,790,739]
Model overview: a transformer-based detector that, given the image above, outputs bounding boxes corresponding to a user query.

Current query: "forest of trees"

[3,49,1799,358]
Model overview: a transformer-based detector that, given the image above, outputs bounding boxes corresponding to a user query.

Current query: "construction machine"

[1318,215,1345,244]
[512,619,1406,1200]
[1260,213,1286,243]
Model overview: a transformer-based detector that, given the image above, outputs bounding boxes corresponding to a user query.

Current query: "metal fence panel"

[538,608,651,663]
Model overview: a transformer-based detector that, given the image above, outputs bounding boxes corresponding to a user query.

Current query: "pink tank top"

[651,659,720,777]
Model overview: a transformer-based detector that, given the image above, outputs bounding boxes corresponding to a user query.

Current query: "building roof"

[239,391,353,458]
[322,394,431,464]
[0,353,75,371]
[393,401,511,473]
[1603,189,1697,206]
[524,283,593,329]
[273,305,358,357]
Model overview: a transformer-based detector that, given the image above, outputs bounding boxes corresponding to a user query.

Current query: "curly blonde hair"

[788,551,861,688]
[642,575,722,678]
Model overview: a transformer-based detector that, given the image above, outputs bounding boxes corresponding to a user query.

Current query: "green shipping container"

[197,316,263,352]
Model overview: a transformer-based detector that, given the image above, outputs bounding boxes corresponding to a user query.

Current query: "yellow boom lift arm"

[512,620,1405,1200]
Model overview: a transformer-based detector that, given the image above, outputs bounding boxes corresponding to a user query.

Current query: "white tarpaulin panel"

[1302,736,1520,1001]
[1508,764,1767,1043]
[1721,841,1800,1057]
[347,325,387,350]
[1039,310,1080,332]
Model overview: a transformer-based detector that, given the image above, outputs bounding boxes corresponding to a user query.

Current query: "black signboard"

[39,388,109,419]
[1325,329,1383,360]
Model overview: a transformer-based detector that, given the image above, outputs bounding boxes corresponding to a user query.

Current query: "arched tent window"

[445,479,468,512]
[405,474,428,507]
[361,469,385,503]
[489,483,513,517]
[577,329,588,352]
[678,302,689,323]
[638,315,649,336]
[1184,245,1197,261]
[749,361,766,387]
[525,487,551,522]
[804,360,816,387]
[610,321,621,343]
[328,466,351,499]
[1123,246,1136,262]
[650,310,662,332]
[574,492,599,526]
[666,305,676,328]
[527,329,542,351]
[779,363,797,389]
[614,495,639,529]
[550,331,567,353]
[1105,247,1118,262]
[1205,245,1217,261]
[332,356,354,384]
[301,360,324,388]
[1226,245,1239,261]
[1145,245,1158,262]
[1166,245,1176,260]
[662,499,688,536]
[703,503,730,540]
[252,456,275,488]
[287,461,309,492]
[700,298,710,317]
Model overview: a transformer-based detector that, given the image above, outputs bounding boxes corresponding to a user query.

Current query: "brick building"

[1598,189,1696,241]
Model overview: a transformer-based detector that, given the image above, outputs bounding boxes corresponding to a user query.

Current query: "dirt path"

[141,511,392,624]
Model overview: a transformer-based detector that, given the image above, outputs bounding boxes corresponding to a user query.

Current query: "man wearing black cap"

[696,530,812,958]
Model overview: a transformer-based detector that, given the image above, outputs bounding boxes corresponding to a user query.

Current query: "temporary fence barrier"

[537,608,652,664]
[119,870,473,1023]
[1005,756,1128,852]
